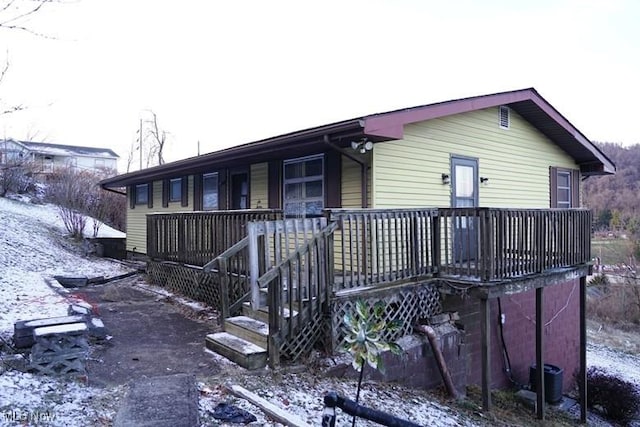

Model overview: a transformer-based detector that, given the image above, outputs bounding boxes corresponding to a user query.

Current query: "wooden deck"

[146,207,591,364]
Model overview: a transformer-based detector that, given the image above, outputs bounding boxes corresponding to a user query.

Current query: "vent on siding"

[499,106,510,129]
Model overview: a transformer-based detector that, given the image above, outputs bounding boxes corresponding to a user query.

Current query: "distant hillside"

[583,142,640,231]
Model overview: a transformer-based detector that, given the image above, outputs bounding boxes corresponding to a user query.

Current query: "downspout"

[322,135,369,208]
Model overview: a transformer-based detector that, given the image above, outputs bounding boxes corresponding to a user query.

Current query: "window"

[283,155,324,217]
[203,173,218,210]
[550,167,578,208]
[169,178,182,202]
[499,106,510,129]
[95,158,105,169]
[135,183,149,205]
[556,171,571,208]
[67,157,77,168]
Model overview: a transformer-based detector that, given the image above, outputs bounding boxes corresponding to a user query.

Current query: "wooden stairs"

[205,299,298,370]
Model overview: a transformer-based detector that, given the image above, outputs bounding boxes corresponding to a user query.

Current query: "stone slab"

[114,374,198,427]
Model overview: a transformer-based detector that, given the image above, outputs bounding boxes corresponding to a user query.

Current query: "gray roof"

[6,140,119,158]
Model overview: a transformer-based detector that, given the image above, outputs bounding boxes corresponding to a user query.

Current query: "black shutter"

[549,167,558,208]
[147,182,153,209]
[181,176,188,207]
[219,168,228,210]
[268,161,281,209]
[193,174,203,211]
[129,185,135,209]
[162,179,169,208]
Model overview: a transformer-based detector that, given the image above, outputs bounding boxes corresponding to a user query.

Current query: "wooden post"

[536,287,545,420]
[579,276,587,423]
[480,297,491,412]
[248,222,260,310]
[431,214,441,274]
[219,257,229,327]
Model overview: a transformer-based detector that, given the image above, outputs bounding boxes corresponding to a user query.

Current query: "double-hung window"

[550,167,578,208]
[169,178,182,202]
[202,173,219,210]
[135,183,149,205]
[283,155,324,217]
[556,171,571,209]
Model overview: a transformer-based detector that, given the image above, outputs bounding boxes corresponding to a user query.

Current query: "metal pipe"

[322,392,423,427]
[414,324,459,399]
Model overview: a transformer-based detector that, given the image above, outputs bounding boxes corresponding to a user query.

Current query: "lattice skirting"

[147,261,222,310]
[279,309,326,362]
[329,281,442,352]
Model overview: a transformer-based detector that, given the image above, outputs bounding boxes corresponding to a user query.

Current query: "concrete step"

[224,316,268,347]
[205,332,267,370]
[241,302,298,323]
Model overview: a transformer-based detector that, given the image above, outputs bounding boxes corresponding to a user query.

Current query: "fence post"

[247,222,260,310]
[431,212,441,274]
[219,257,230,327]
[480,208,493,281]
[268,276,280,368]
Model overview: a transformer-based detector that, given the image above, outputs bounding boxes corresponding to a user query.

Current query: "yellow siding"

[250,163,268,209]
[372,107,578,209]
[126,177,195,253]
[340,155,372,208]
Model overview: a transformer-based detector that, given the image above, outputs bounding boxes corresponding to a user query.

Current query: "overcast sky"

[1,0,638,170]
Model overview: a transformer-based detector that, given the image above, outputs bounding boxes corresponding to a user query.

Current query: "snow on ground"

[588,343,640,386]
[0,196,128,339]
[1,194,640,426]
[198,371,477,426]
[2,194,125,239]
[0,195,129,426]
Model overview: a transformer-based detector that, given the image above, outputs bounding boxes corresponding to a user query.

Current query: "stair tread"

[206,332,266,354]
[226,316,268,336]
[241,302,298,318]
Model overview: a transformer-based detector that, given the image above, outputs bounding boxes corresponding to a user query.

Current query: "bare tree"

[147,110,168,167]
[46,168,90,239]
[0,54,25,115]
[125,110,171,171]
[0,0,57,37]
[0,1,62,116]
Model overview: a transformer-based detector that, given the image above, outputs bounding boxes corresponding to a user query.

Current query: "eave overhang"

[100,119,364,188]
[362,88,615,176]
[101,87,615,189]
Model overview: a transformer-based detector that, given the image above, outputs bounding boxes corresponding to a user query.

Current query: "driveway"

[71,276,222,388]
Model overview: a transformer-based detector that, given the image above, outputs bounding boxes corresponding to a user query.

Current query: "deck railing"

[257,221,338,366]
[327,208,439,290]
[436,208,592,281]
[146,209,282,266]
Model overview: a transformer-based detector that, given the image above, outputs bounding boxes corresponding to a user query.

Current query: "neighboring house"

[0,139,119,174]
[100,88,614,420]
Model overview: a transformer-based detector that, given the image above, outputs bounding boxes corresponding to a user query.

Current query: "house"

[100,88,614,420]
[0,139,119,174]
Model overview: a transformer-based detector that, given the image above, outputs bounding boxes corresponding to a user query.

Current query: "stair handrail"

[203,235,251,322]
[257,221,338,367]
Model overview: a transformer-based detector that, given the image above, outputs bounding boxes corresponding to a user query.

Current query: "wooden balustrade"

[327,208,439,290]
[257,221,338,366]
[146,209,282,266]
[436,208,592,281]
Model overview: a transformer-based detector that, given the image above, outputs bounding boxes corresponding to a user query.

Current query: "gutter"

[100,119,364,188]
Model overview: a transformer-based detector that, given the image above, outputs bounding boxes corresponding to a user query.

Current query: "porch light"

[351,138,373,154]
[441,173,450,185]
[480,177,489,185]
